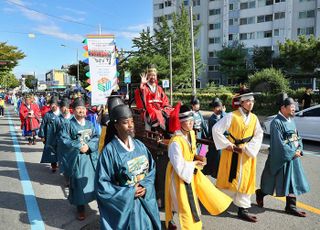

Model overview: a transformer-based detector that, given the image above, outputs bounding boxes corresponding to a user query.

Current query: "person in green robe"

[39,96,61,172]
[59,97,99,221]
[95,103,161,230]
[256,93,310,217]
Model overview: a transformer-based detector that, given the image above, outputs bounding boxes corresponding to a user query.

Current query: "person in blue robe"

[39,96,61,172]
[256,94,310,217]
[95,104,161,230]
[191,97,208,155]
[59,98,99,221]
[203,98,227,178]
[56,98,73,177]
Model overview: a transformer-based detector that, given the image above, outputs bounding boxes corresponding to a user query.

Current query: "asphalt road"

[0,106,319,230]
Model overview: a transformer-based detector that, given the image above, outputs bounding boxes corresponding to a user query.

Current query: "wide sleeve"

[59,123,82,150]
[168,141,195,184]
[212,113,233,150]
[200,113,209,138]
[244,118,264,158]
[269,120,298,175]
[38,114,48,138]
[95,146,136,228]
[87,123,99,153]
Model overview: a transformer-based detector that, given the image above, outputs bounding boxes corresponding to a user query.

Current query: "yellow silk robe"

[165,130,232,230]
[216,110,258,195]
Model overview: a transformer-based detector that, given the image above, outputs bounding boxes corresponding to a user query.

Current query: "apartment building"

[153,0,320,86]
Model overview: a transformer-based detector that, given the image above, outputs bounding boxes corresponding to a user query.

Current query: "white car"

[262,104,320,142]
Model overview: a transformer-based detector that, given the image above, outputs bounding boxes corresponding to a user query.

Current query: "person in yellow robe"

[165,104,232,230]
[212,90,263,222]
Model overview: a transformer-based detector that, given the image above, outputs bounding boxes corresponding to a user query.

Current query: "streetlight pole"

[169,37,173,106]
[190,4,196,96]
[76,48,80,87]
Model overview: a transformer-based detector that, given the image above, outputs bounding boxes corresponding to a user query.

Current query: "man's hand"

[80,144,89,154]
[294,150,302,159]
[234,146,244,154]
[194,160,206,167]
[140,73,148,84]
[226,144,235,152]
[41,138,45,143]
[134,183,146,198]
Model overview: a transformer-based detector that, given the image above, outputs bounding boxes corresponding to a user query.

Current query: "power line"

[5,0,102,30]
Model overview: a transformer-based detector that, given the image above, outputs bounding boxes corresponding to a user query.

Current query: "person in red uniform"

[19,94,41,145]
[135,66,176,132]
[41,96,51,118]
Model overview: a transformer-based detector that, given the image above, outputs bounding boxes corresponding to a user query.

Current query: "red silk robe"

[41,105,51,118]
[19,103,41,131]
[135,83,175,131]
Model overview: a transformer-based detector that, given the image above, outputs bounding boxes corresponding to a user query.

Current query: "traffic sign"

[162,79,170,89]
[124,71,131,84]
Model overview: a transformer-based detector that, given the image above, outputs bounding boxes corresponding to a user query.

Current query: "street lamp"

[61,44,80,87]
[164,37,173,105]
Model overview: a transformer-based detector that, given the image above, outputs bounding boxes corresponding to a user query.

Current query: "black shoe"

[256,189,264,208]
[238,208,258,222]
[285,196,306,217]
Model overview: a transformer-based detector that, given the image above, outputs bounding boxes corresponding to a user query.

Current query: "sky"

[0,0,153,80]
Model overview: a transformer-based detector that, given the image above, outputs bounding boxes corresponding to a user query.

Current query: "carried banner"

[86,35,118,105]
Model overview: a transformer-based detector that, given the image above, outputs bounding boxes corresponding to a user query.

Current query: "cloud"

[60,15,85,22]
[56,6,87,16]
[126,21,153,32]
[116,31,140,39]
[6,0,48,21]
[34,24,84,42]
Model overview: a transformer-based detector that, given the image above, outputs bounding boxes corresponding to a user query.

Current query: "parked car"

[262,104,320,142]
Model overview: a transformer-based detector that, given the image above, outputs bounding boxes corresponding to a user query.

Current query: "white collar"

[115,135,135,152]
[53,109,60,116]
[64,113,71,119]
[278,111,291,122]
[75,117,86,126]
[147,82,157,93]
[174,130,191,147]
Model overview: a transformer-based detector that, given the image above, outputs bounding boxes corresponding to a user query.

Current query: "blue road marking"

[6,109,45,230]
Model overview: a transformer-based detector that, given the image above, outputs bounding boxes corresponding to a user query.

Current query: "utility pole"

[76,48,80,87]
[190,4,196,96]
[169,37,173,106]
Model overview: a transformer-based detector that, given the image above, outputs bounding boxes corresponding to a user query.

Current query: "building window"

[165,1,172,7]
[274,29,279,36]
[299,10,315,19]
[257,14,273,23]
[297,27,314,35]
[193,0,200,6]
[154,17,161,23]
[274,12,285,20]
[275,0,285,3]
[257,31,264,38]
[209,8,221,15]
[266,0,273,5]
[208,51,217,58]
[209,23,220,30]
[209,37,221,44]
[208,65,220,72]
[240,17,255,25]
[240,32,255,40]
[240,2,248,9]
[229,18,234,25]
[299,0,314,2]
[229,4,234,11]
[264,30,272,38]
[165,14,172,20]
[184,0,189,6]
[159,3,164,9]
[249,1,256,8]
[194,14,200,20]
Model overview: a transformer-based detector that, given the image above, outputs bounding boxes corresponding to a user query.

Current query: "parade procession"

[0,1,320,230]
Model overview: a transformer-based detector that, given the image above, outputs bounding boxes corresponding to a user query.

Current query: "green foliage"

[0,71,20,89]
[217,42,250,83]
[252,46,273,70]
[278,35,320,73]
[248,68,289,93]
[0,42,26,72]
[124,5,203,87]
[68,61,88,87]
[24,74,37,89]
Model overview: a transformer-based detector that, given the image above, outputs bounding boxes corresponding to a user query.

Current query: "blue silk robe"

[59,117,99,205]
[203,111,226,177]
[95,137,161,230]
[39,111,62,163]
[260,114,310,196]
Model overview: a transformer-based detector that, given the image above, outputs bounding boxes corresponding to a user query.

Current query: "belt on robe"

[184,181,200,222]
[228,134,253,183]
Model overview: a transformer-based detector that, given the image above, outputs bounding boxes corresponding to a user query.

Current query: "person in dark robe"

[301,87,312,110]
[59,98,99,220]
[203,97,227,178]
[19,94,41,145]
[39,96,61,172]
[95,104,161,230]
[56,98,73,179]
[256,93,310,217]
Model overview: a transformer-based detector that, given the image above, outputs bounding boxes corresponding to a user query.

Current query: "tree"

[0,42,26,72]
[252,46,274,70]
[68,61,88,87]
[248,68,289,93]
[0,71,20,89]
[124,5,203,87]
[23,74,37,89]
[279,35,320,74]
[217,42,250,84]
